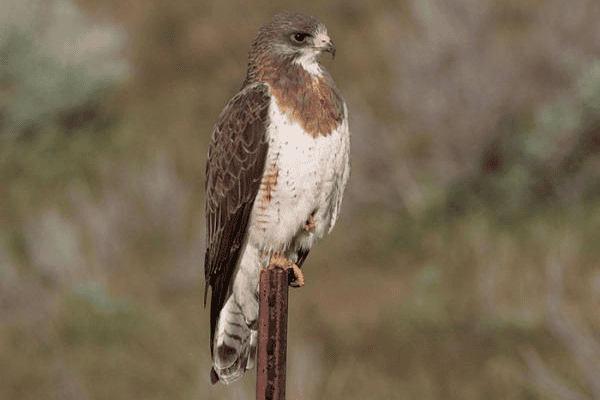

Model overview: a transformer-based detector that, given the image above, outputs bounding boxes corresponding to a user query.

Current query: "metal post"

[256,267,288,400]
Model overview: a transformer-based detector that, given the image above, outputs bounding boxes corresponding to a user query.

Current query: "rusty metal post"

[256,267,288,400]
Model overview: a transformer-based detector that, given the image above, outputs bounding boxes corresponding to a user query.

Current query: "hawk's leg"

[303,215,316,232]
[269,252,305,287]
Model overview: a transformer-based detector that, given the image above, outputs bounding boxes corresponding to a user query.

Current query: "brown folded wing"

[204,83,270,356]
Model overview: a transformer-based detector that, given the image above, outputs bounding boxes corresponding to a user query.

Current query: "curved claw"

[269,252,305,287]
[303,215,316,232]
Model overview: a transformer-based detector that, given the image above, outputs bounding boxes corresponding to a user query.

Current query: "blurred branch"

[545,233,600,399]
[53,358,89,400]
[521,348,590,400]
[523,231,600,399]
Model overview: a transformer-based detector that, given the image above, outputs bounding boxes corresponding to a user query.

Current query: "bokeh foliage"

[1,0,600,399]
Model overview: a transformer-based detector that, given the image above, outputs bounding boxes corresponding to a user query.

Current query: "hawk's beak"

[316,33,336,59]
[324,40,336,59]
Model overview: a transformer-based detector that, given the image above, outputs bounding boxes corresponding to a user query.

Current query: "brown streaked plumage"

[269,70,344,138]
[259,162,279,204]
[204,82,270,351]
[244,11,345,139]
[205,10,350,385]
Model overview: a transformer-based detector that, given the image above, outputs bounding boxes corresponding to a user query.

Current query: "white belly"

[227,95,349,335]
[247,97,350,255]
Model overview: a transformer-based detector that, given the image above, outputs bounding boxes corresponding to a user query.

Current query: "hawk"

[204,10,350,384]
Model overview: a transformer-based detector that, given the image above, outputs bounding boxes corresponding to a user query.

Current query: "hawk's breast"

[247,92,350,253]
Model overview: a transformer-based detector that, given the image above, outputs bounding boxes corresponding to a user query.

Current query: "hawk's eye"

[291,32,310,43]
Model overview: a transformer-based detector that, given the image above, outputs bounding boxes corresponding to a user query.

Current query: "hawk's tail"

[211,295,257,384]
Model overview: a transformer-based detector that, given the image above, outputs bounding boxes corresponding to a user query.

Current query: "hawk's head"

[247,11,336,80]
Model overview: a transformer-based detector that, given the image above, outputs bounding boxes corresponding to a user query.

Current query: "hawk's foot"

[303,215,316,232]
[269,252,305,287]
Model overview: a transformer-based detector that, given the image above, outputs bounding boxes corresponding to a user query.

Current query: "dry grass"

[2,0,600,399]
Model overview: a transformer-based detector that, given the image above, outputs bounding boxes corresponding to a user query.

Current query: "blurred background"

[1,0,600,398]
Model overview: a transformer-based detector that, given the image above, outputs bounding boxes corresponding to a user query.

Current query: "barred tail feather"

[212,295,258,384]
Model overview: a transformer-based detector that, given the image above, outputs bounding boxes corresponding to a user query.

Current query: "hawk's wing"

[204,83,270,356]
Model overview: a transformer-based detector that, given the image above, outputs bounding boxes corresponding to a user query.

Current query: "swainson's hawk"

[204,10,350,384]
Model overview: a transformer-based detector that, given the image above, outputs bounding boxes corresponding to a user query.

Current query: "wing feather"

[204,83,271,356]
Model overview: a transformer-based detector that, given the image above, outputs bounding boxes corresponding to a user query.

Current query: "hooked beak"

[315,33,336,59]
[324,40,336,59]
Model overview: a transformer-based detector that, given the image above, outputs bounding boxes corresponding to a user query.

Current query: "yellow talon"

[303,215,316,232]
[269,252,305,287]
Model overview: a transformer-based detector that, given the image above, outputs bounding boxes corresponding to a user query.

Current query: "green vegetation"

[2,0,600,399]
